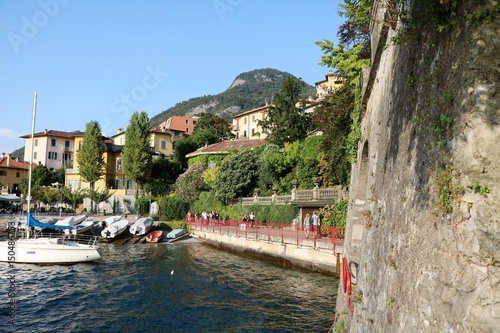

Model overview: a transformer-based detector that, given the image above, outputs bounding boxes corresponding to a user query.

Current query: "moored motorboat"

[166,228,187,239]
[64,220,96,235]
[145,230,163,243]
[54,215,87,228]
[129,217,153,236]
[101,215,122,228]
[101,219,129,239]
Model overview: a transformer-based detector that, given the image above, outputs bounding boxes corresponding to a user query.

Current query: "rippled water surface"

[1,240,338,332]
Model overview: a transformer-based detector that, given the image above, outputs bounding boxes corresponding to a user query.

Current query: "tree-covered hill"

[149,68,315,128]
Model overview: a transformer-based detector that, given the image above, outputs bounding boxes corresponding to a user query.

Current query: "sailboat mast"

[26,91,37,239]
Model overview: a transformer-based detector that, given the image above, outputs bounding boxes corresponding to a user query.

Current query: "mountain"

[149,68,315,128]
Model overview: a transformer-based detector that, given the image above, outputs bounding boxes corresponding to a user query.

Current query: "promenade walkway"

[186,217,344,274]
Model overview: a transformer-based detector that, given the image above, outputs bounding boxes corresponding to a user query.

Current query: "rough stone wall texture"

[336,1,500,332]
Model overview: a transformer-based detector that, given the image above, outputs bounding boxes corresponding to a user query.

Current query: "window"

[126,180,133,189]
[186,128,189,133]
[65,140,70,150]
[243,130,247,138]
[115,179,122,189]
[161,140,166,150]
[252,115,255,122]
[252,129,255,136]
[33,152,37,159]
[68,179,80,191]
[34,139,38,146]
[185,119,189,124]
[51,138,56,146]
[0,171,6,176]
[16,172,20,178]
[116,158,123,171]
[48,152,58,160]
[244,118,247,124]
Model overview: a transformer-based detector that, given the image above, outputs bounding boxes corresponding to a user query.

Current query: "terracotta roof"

[20,129,83,139]
[0,156,30,170]
[186,139,267,158]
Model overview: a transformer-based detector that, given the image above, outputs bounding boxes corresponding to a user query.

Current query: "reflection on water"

[1,241,338,333]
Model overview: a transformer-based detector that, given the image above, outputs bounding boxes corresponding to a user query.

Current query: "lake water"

[1,239,338,333]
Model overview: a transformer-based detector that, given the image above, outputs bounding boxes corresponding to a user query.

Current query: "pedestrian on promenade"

[304,213,311,239]
[249,211,255,228]
[312,211,320,238]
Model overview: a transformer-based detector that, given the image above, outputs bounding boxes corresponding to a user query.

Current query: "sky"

[0,0,343,155]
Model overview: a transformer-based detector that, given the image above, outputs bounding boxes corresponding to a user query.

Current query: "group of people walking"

[303,211,320,239]
[242,211,256,227]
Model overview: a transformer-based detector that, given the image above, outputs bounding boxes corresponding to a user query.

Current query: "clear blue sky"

[0,0,343,155]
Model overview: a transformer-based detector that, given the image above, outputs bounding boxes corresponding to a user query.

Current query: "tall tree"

[258,76,312,147]
[312,83,355,186]
[213,149,259,203]
[122,111,152,190]
[77,121,105,189]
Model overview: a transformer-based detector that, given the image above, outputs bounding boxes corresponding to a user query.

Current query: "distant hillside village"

[0,71,343,199]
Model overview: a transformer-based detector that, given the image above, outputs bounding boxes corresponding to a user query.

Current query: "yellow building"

[315,70,345,99]
[65,134,130,196]
[0,153,30,194]
[111,128,174,158]
[232,104,271,140]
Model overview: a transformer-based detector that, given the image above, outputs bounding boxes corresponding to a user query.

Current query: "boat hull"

[0,238,102,264]
[145,230,163,243]
[166,229,187,239]
[129,217,154,236]
[101,220,129,239]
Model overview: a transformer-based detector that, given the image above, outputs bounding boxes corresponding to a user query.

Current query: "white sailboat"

[0,92,103,264]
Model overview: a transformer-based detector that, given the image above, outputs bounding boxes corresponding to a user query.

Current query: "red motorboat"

[145,230,163,243]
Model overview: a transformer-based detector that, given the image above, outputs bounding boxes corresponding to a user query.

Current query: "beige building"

[232,104,271,140]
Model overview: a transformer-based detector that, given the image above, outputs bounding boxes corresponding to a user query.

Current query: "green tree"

[122,111,152,190]
[193,113,233,141]
[296,136,323,188]
[86,187,114,215]
[158,194,189,220]
[213,149,259,203]
[175,162,209,204]
[60,187,86,212]
[258,76,312,147]
[77,121,105,189]
[172,136,199,169]
[39,187,59,208]
[313,83,355,186]
[144,158,181,196]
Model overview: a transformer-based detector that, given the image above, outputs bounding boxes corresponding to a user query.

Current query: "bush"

[159,194,189,220]
[318,199,348,227]
[157,220,189,231]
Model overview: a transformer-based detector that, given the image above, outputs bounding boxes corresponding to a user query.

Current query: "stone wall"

[337,1,500,332]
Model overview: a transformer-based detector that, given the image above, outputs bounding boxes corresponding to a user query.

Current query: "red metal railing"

[186,217,344,251]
